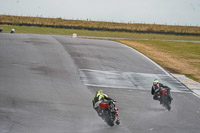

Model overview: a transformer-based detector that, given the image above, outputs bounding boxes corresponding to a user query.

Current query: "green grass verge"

[135,40,200,60]
[1,24,200,41]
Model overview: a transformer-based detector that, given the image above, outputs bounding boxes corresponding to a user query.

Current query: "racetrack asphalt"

[0,33,200,133]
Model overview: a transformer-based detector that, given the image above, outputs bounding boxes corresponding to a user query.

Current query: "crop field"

[1,15,200,35]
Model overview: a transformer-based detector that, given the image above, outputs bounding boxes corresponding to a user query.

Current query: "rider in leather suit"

[151,79,173,103]
[92,90,113,116]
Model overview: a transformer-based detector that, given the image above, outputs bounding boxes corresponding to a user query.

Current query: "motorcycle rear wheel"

[162,96,171,111]
[116,119,120,125]
[104,111,114,127]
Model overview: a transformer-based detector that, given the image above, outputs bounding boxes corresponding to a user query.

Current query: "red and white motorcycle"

[98,100,120,126]
[157,88,172,111]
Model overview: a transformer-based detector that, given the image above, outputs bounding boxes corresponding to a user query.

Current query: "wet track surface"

[0,33,200,133]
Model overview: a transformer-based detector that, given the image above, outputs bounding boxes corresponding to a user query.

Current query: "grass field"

[0,24,199,82]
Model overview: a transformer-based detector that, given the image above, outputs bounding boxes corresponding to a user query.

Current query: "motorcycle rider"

[92,90,120,125]
[151,79,173,103]
[92,90,113,117]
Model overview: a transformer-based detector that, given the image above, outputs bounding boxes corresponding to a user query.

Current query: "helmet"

[97,89,103,94]
[153,79,159,85]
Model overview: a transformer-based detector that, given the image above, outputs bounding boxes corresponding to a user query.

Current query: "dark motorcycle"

[157,88,171,111]
[99,100,120,126]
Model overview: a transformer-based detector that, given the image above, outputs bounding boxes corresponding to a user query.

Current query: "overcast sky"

[1,0,200,26]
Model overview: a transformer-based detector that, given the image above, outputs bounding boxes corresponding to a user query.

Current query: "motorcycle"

[157,88,171,111]
[10,29,15,33]
[99,100,120,126]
